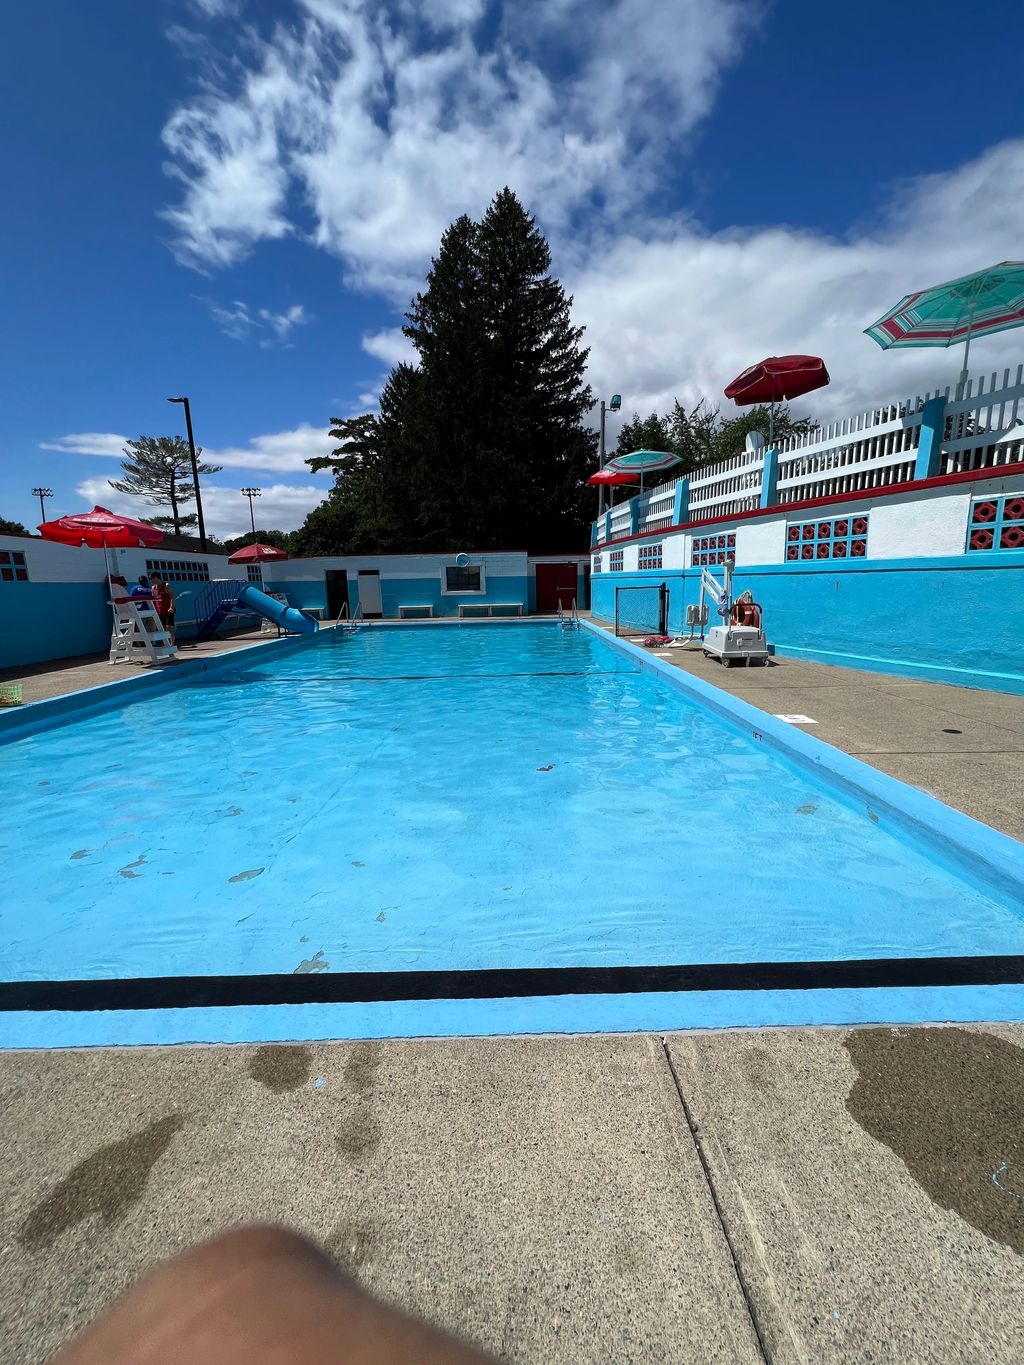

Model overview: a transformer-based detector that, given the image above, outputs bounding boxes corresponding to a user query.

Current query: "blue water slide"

[235,582,319,635]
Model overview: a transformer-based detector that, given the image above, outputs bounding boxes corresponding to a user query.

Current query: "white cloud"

[190,0,243,15]
[205,421,332,471]
[202,297,310,345]
[160,0,755,291]
[361,327,416,368]
[259,302,309,342]
[157,4,1024,436]
[572,140,1024,426]
[42,422,332,473]
[40,433,128,458]
[208,298,256,339]
[74,477,327,541]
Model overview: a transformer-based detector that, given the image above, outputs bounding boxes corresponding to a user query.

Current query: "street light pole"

[595,392,622,518]
[32,487,53,523]
[598,400,607,517]
[241,487,261,539]
[167,396,208,552]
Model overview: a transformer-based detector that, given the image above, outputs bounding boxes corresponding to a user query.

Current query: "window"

[443,564,483,593]
[592,555,602,574]
[145,558,210,582]
[785,516,867,561]
[608,550,624,572]
[0,549,28,583]
[246,565,264,582]
[638,543,663,569]
[967,495,1024,552]
[690,532,735,567]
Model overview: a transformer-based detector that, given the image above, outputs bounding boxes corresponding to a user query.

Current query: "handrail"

[192,578,247,636]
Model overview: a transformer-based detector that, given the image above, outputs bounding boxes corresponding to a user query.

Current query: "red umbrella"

[724,355,830,442]
[38,504,164,548]
[38,504,163,582]
[587,470,640,486]
[227,541,289,564]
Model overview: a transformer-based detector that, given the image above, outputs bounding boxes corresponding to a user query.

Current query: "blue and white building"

[591,365,1024,693]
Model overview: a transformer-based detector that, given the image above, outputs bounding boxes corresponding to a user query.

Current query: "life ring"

[731,600,762,628]
[454,552,470,567]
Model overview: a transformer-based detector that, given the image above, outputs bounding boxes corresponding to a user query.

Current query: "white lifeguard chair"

[109,598,177,666]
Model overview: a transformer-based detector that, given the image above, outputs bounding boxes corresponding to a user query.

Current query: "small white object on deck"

[774,714,818,724]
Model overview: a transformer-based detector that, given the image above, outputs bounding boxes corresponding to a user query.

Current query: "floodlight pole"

[167,396,208,552]
[32,487,53,522]
[241,486,261,538]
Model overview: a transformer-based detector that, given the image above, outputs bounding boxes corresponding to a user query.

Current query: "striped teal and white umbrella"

[864,261,1024,395]
[604,448,681,491]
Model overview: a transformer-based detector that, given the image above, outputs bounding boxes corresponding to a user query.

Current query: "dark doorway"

[325,569,349,620]
[535,562,579,614]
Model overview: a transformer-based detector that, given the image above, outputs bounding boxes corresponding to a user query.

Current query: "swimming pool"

[2,621,1023,1046]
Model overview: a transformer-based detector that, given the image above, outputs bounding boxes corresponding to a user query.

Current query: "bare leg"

[52,1225,496,1365]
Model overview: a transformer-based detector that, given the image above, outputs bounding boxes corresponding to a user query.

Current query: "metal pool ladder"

[557,598,581,631]
[333,601,363,641]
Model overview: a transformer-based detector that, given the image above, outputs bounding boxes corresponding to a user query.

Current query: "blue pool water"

[2,621,1023,1045]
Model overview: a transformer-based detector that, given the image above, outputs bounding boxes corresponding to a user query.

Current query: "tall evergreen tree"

[300,189,596,553]
[110,436,222,536]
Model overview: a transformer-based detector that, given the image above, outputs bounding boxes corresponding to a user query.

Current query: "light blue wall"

[1,583,110,667]
[266,574,531,618]
[591,553,1024,693]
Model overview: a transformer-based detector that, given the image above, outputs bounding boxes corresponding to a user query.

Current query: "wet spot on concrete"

[845,1027,1024,1255]
[294,949,328,974]
[18,1113,184,1251]
[344,1043,382,1096]
[336,1110,382,1159]
[229,867,265,883]
[70,849,90,860]
[795,803,817,815]
[740,1046,775,1092]
[326,1215,384,1275]
[248,1045,311,1094]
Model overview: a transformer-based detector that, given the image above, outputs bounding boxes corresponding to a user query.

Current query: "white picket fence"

[593,362,1024,542]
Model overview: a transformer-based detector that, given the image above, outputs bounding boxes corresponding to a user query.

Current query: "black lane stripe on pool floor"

[3,956,1024,1012]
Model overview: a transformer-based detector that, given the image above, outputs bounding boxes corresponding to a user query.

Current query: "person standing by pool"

[151,575,176,643]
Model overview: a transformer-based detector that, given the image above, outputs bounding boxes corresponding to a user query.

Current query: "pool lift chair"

[699,559,770,668]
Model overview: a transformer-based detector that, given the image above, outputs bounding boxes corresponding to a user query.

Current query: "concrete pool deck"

[2,628,1023,1360]
[3,1027,1024,1363]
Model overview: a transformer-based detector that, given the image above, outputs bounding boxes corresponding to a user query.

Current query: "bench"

[398,605,434,619]
[457,602,523,618]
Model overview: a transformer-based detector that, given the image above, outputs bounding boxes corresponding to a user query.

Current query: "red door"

[535,562,579,614]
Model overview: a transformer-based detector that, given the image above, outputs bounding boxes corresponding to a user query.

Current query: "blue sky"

[3,0,1023,539]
